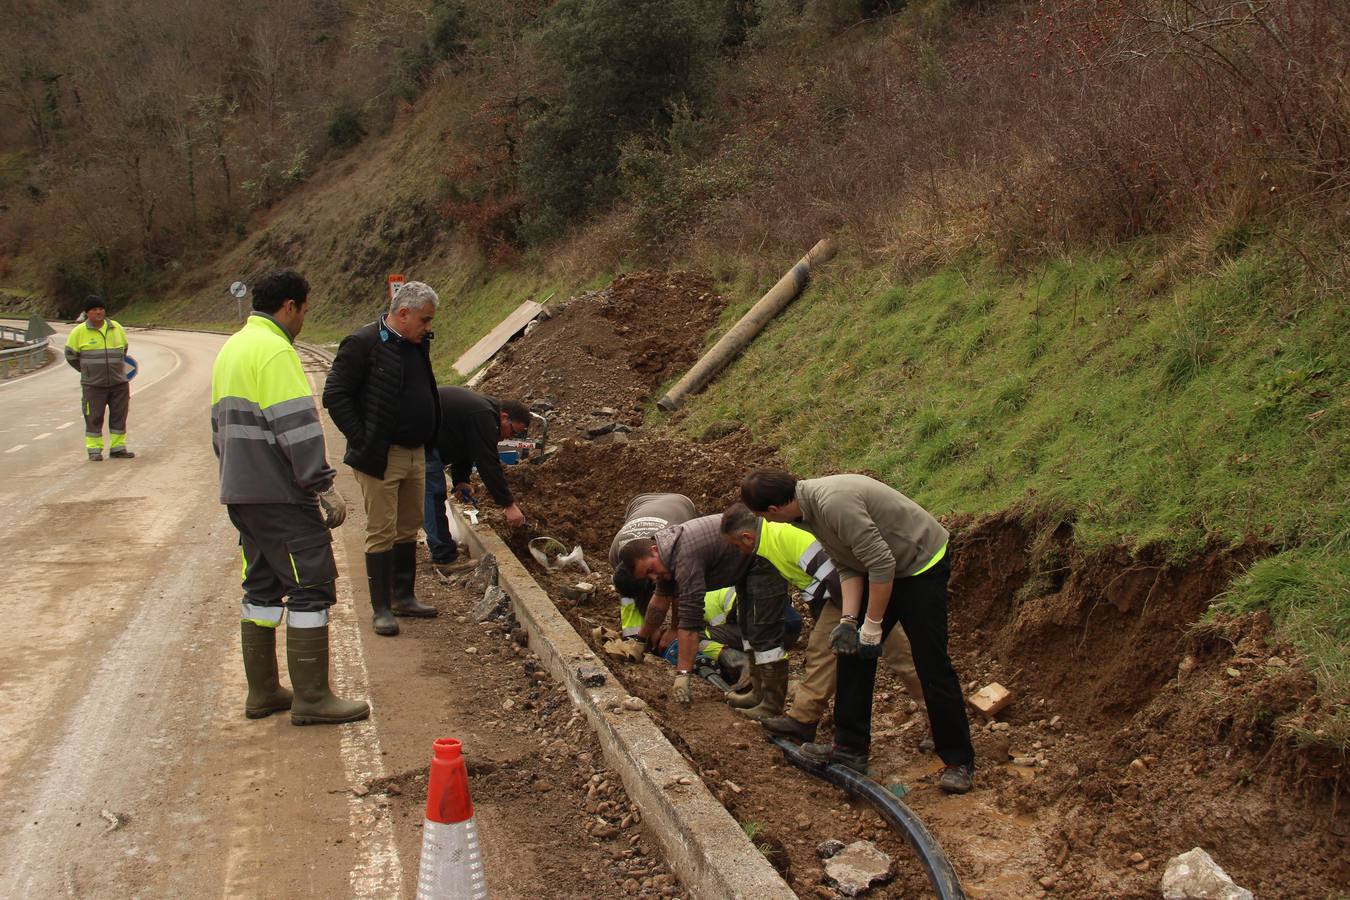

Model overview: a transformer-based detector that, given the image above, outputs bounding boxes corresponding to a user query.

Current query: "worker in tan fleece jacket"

[740,469,975,795]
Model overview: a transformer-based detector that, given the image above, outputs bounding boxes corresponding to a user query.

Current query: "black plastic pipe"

[769,736,967,900]
[695,665,732,693]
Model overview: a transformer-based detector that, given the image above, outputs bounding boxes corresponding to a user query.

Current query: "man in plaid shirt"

[618,513,789,707]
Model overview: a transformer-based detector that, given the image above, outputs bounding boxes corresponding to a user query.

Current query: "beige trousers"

[353,445,426,553]
[788,601,926,724]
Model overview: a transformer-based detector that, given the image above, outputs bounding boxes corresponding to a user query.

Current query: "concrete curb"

[450,504,797,900]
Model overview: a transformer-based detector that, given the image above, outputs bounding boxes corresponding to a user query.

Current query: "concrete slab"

[450,503,797,900]
[452,301,543,376]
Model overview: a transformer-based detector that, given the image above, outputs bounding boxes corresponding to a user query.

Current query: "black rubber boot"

[391,542,437,620]
[365,550,399,636]
[286,624,370,725]
[241,621,292,719]
[726,661,762,709]
[738,658,789,722]
[391,542,438,618]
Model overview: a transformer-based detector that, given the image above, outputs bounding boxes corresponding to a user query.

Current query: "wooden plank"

[452,300,544,375]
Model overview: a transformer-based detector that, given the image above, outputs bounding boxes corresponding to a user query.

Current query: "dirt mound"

[496,430,770,556]
[481,270,726,437]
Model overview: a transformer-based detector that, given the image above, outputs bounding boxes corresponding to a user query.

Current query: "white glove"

[859,616,884,646]
[317,485,347,529]
[672,673,693,705]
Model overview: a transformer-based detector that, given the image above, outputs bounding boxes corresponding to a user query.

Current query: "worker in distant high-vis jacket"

[210,268,368,726]
[64,295,133,461]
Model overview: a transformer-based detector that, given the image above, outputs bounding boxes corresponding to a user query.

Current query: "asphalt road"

[0,325,409,898]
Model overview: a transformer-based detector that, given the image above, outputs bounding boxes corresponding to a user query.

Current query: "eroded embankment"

[467,268,1345,896]
[483,436,1345,897]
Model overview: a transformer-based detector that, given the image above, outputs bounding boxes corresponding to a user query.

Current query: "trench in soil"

[460,270,1346,898]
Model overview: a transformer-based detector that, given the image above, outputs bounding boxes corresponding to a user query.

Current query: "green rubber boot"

[241,621,292,719]
[726,660,762,709]
[738,658,788,722]
[286,625,371,725]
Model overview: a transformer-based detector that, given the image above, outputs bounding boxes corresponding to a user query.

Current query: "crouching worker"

[619,512,792,716]
[599,577,758,690]
[740,469,975,794]
[606,493,697,647]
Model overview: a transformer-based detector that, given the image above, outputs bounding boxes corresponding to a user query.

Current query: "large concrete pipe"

[656,238,837,412]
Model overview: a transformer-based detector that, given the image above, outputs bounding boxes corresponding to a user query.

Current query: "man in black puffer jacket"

[323,281,442,637]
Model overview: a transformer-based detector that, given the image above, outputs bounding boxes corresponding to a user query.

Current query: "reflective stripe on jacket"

[211,314,336,504]
[619,595,645,637]
[620,586,735,657]
[64,320,129,387]
[754,520,836,608]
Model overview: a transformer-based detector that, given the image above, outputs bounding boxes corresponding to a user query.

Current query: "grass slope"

[679,236,1348,738]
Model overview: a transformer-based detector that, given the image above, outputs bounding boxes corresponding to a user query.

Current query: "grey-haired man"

[323,281,441,637]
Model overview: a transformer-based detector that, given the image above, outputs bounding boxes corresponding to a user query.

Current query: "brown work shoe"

[799,742,869,774]
[432,558,475,579]
[938,763,974,794]
[760,715,818,743]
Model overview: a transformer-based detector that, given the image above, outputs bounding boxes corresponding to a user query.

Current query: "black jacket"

[322,318,440,478]
[435,386,513,507]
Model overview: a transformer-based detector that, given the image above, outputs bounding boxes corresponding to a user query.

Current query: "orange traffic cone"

[416,738,488,899]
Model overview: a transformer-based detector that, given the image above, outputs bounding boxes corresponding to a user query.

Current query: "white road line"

[301,365,404,897]
[328,534,406,897]
[5,445,25,454]
[33,433,51,441]
[129,343,183,397]
[56,422,74,430]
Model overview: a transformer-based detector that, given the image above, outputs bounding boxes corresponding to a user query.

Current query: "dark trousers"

[82,382,129,449]
[422,448,459,564]
[834,556,975,767]
[735,557,791,662]
[228,503,337,625]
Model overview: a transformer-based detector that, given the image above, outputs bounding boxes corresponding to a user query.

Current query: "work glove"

[452,482,474,504]
[830,618,860,656]
[317,486,347,529]
[672,672,693,706]
[858,616,885,660]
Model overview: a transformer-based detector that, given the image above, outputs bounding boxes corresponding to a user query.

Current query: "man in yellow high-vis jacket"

[211,269,368,726]
[64,295,133,461]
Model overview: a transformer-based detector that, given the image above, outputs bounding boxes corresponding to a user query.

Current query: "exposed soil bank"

[467,271,1346,897]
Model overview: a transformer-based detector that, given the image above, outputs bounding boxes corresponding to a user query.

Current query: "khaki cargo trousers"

[353,445,426,554]
[787,600,926,724]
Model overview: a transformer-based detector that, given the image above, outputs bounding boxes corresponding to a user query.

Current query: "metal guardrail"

[0,325,51,378]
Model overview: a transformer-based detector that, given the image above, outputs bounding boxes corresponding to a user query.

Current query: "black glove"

[830,619,860,656]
